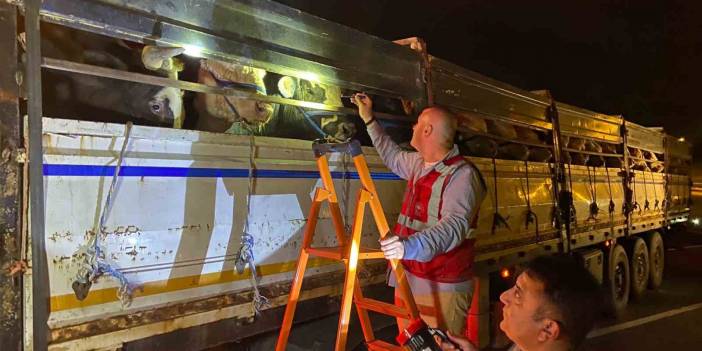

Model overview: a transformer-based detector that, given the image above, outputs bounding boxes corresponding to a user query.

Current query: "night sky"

[275,0,702,158]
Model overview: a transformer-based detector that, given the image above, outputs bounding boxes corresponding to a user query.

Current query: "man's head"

[410,106,457,159]
[499,254,602,351]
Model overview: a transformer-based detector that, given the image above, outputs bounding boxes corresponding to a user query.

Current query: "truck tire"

[607,244,630,312]
[646,231,665,290]
[628,237,649,301]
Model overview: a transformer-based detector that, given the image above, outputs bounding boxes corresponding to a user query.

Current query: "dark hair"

[522,254,603,349]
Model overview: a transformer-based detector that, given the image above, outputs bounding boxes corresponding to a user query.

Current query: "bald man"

[352,94,486,336]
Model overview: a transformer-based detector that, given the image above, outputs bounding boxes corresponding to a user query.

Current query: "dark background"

[275,0,702,158]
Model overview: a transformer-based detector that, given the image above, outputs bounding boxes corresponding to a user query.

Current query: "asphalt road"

[582,230,702,351]
[222,229,702,350]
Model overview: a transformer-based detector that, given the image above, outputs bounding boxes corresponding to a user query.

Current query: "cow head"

[198,59,274,126]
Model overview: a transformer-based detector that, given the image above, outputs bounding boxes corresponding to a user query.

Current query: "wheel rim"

[615,261,626,299]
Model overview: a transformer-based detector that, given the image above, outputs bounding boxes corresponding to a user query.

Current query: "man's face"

[499,272,553,349]
[410,111,430,151]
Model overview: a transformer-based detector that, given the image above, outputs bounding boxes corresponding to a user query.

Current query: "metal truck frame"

[0,1,691,350]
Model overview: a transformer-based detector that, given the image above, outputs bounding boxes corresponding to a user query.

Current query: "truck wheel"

[646,231,665,290]
[628,237,649,301]
[607,244,630,312]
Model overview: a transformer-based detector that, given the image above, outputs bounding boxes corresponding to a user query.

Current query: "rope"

[585,166,599,221]
[210,69,270,314]
[566,163,577,226]
[340,152,351,233]
[641,168,650,211]
[648,170,660,211]
[74,122,136,307]
[235,122,270,315]
[605,168,616,216]
[490,158,510,234]
[631,172,641,215]
[296,107,328,139]
[521,160,539,239]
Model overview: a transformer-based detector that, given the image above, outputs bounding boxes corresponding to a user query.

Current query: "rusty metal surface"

[0,3,22,349]
[49,262,386,344]
[26,0,51,349]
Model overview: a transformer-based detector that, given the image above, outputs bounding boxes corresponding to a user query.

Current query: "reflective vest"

[394,154,479,283]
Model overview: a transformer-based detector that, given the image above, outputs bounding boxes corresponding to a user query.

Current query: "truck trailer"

[0,0,691,350]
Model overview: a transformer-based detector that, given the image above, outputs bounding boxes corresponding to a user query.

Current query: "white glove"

[380,235,405,260]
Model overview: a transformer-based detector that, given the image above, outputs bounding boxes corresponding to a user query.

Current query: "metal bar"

[561,148,622,158]
[352,154,420,319]
[25,0,50,349]
[352,278,376,343]
[0,3,23,349]
[460,127,552,149]
[335,189,369,351]
[430,57,550,108]
[42,57,413,123]
[548,99,571,253]
[39,0,424,100]
[622,125,633,235]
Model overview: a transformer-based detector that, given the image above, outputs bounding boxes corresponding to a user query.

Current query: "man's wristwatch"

[365,117,377,126]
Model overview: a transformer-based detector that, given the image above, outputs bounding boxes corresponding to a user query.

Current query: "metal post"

[25,0,50,349]
[622,124,633,236]
[548,98,571,253]
[0,3,23,350]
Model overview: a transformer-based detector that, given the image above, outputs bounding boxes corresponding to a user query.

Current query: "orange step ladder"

[276,140,420,351]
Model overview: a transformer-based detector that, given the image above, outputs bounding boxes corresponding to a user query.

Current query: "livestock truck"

[0,0,691,350]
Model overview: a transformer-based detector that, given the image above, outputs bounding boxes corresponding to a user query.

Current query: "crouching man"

[441,254,604,351]
[352,93,486,336]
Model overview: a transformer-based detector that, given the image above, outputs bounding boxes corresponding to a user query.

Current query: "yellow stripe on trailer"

[50,257,338,312]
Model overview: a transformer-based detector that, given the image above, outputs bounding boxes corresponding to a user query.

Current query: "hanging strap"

[605,167,616,216]
[649,170,660,210]
[234,122,270,315]
[641,168,650,211]
[491,158,510,234]
[585,166,599,221]
[521,160,539,239]
[630,172,640,214]
[566,163,577,226]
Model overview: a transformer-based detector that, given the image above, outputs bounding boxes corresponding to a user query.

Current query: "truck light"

[692,218,700,226]
[182,44,203,58]
[500,267,511,279]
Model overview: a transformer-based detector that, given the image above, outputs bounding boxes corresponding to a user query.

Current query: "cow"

[39,24,183,127]
[194,59,362,142]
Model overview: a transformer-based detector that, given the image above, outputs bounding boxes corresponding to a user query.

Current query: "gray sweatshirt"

[366,121,486,288]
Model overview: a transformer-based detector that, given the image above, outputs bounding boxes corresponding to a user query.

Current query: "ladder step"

[305,246,385,260]
[355,298,411,319]
[366,340,403,351]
